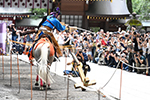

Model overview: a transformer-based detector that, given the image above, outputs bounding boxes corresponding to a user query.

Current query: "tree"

[132,0,150,20]
[30,8,47,20]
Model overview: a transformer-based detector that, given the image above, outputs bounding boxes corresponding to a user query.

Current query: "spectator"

[57,31,64,46]
[10,24,18,49]
[6,28,11,55]
[128,46,135,72]
[134,51,146,74]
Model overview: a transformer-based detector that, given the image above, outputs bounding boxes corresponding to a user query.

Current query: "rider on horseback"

[28,7,66,63]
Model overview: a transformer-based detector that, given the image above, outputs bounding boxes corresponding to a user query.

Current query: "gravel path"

[0,55,110,100]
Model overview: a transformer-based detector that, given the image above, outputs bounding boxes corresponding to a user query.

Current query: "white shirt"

[142,47,147,56]
[57,32,64,45]
[147,43,150,54]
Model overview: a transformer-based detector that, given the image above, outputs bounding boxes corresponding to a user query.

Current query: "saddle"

[29,35,54,65]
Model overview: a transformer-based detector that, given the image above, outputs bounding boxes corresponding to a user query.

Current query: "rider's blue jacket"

[29,15,66,53]
[42,15,66,32]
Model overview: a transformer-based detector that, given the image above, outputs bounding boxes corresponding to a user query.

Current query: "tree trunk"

[127,0,133,14]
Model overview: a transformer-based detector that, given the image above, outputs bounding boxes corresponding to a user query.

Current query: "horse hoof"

[48,85,51,89]
[43,83,46,88]
[40,86,44,90]
[35,82,39,86]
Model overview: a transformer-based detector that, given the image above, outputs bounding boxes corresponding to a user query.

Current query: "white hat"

[121,53,126,57]
[124,32,129,36]
[120,31,126,34]
[77,46,82,50]
[63,32,66,34]
[109,32,113,34]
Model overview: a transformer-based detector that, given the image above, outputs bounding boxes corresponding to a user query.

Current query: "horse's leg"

[43,82,46,87]
[48,82,51,89]
[40,78,43,86]
[40,78,44,90]
[35,75,39,86]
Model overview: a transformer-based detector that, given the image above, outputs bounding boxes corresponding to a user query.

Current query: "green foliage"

[125,19,142,26]
[30,8,47,20]
[132,0,150,20]
[90,27,100,32]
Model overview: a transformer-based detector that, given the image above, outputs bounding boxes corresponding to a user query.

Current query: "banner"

[0,23,6,54]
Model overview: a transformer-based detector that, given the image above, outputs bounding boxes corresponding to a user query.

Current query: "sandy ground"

[0,55,109,100]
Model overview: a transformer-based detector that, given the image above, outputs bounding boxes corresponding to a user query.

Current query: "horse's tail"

[39,43,49,82]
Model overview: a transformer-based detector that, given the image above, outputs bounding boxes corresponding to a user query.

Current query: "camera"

[133,31,137,35]
[24,28,27,31]
[134,54,138,57]
[79,51,82,53]
[125,35,128,37]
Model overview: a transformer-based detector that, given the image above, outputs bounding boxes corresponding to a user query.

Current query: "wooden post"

[67,75,70,100]
[10,51,12,86]
[17,54,20,93]
[119,62,123,100]
[45,66,48,100]
[2,49,4,79]
[98,90,100,100]
[55,61,57,76]
[30,64,32,100]
[64,53,67,81]
[65,54,67,74]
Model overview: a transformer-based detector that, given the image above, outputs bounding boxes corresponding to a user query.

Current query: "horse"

[31,34,55,90]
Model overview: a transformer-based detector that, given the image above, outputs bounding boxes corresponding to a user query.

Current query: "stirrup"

[35,81,39,86]
[53,56,60,62]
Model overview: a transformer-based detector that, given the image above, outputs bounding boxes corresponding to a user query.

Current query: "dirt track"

[0,55,109,100]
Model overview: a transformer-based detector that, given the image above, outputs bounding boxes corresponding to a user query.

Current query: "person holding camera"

[127,46,135,72]
[10,24,17,41]
[146,38,150,76]
[76,47,90,75]
[10,24,18,49]
[131,30,139,53]
[134,51,146,74]
[63,31,71,46]
[106,51,116,67]
[120,52,129,70]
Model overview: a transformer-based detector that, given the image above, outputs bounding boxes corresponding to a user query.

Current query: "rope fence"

[120,60,150,69]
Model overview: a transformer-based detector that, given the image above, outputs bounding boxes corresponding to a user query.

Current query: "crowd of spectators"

[5,24,150,76]
[55,26,150,76]
[6,24,36,55]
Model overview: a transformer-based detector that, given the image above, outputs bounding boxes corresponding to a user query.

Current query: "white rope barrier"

[100,61,121,89]
[120,60,150,69]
